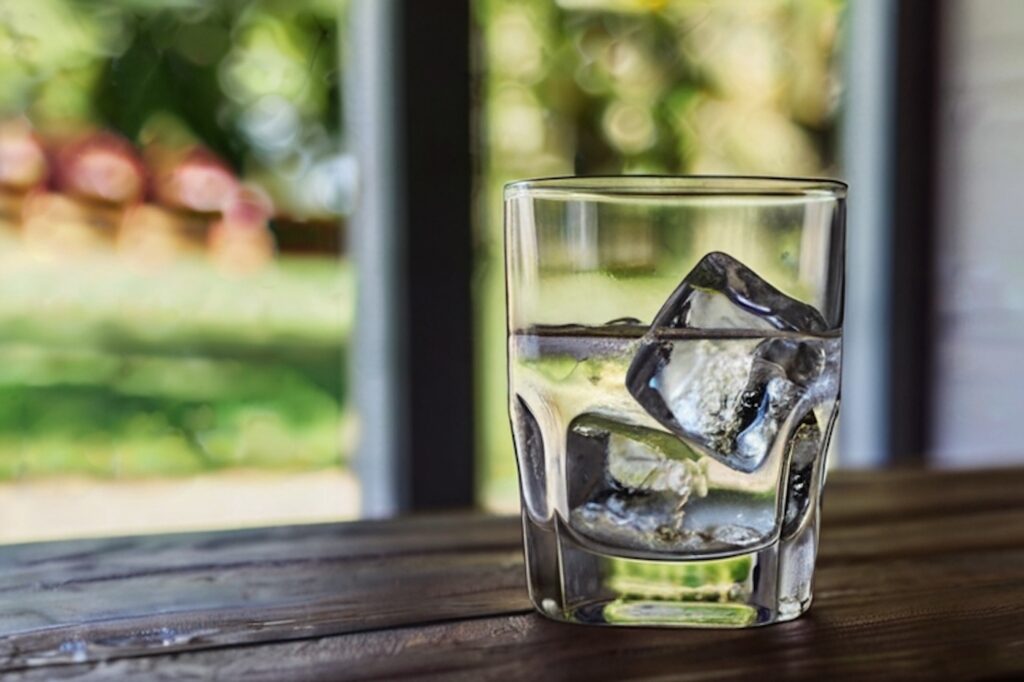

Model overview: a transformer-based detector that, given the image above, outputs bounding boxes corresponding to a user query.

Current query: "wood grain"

[0,514,527,668]
[3,468,1024,679]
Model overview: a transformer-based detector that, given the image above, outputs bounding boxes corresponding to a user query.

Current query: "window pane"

[474,0,846,510]
[0,0,356,541]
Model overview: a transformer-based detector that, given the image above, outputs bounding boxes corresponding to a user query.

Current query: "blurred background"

[0,0,1020,540]
[0,0,355,540]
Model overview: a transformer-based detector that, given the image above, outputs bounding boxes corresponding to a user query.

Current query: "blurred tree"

[97,8,245,168]
[1,0,346,219]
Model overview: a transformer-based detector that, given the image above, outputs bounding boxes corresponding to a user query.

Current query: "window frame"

[348,0,476,514]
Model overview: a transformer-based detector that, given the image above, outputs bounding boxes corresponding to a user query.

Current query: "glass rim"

[504,174,847,200]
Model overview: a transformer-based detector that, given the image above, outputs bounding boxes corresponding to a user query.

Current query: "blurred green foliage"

[0,0,350,484]
[0,253,351,481]
[475,0,846,509]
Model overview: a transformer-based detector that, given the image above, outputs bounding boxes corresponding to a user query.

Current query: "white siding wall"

[932,0,1024,465]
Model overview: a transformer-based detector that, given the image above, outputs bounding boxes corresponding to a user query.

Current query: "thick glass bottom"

[522,512,818,628]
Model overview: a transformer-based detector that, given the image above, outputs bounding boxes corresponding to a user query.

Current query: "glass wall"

[0,0,355,540]
[474,0,846,510]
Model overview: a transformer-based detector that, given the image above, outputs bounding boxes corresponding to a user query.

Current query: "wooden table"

[2,468,1024,680]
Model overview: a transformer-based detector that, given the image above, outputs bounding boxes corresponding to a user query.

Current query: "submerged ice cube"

[626,252,839,473]
[565,414,774,553]
[566,414,709,550]
[567,415,706,502]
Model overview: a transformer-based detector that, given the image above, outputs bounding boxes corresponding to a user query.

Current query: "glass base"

[522,512,818,628]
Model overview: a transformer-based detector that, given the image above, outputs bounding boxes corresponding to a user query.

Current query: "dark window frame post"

[888,0,942,463]
[349,0,475,514]
[841,0,942,468]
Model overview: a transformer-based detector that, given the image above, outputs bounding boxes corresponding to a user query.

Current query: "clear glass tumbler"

[505,176,845,627]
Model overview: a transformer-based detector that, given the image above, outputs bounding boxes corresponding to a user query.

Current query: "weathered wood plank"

[820,506,1024,565]
[822,466,1024,525]
[0,513,522,585]
[1,468,1023,676]
[0,515,527,668]
[10,546,1024,681]
[0,549,530,668]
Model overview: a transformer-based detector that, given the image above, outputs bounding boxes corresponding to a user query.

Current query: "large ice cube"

[626,252,838,472]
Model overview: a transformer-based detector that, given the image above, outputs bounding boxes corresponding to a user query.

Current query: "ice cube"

[566,415,709,550]
[571,491,768,553]
[626,253,838,472]
[728,337,832,471]
[567,415,706,500]
[647,251,828,333]
[627,334,835,473]
[571,489,703,551]
[706,524,765,547]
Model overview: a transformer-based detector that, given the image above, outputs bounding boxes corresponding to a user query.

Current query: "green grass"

[0,360,345,479]
[0,254,350,481]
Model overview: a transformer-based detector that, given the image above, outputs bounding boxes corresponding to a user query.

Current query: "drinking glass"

[505,176,845,627]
